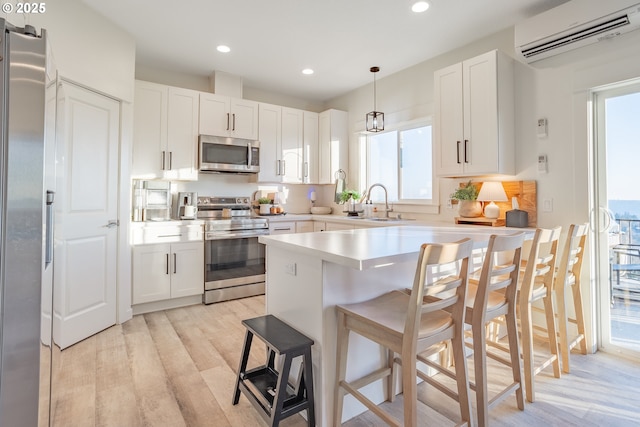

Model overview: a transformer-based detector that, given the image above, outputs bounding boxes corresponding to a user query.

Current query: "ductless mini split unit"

[515,0,640,64]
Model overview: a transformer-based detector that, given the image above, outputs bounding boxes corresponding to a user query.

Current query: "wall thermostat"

[538,154,548,173]
[537,118,548,138]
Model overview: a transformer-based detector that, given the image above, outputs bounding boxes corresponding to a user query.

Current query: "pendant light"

[366,66,384,132]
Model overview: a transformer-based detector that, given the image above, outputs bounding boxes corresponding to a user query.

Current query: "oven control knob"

[242,198,249,204]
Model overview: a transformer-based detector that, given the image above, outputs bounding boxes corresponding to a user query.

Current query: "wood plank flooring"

[51,296,640,426]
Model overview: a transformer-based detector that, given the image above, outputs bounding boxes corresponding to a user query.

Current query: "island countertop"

[259,225,529,270]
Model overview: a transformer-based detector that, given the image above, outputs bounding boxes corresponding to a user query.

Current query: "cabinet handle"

[276,160,281,175]
[161,151,166,170]
[456,141,461,164]
[173,253,177,274]
[304,162,308,179]
[226,113,230,131]
[169,151,173,170]
[464,139,469,163]
[232,113,236,131]
[166,254,169,275]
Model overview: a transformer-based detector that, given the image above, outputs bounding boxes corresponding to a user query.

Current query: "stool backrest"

[556,223,589,289]
[473,232,525,325]
[520,226,562,303]
[405,238,473,351]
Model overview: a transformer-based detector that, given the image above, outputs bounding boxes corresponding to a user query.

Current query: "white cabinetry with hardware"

[199,93,258,140]
[132,241,203,304]
[318,109,349,184]
[281,107,304,183]
[131,223,204,313]
[303,111,319,184]
[258,104,311,184]
[257,102,282,182]
[434,50,514,176]
[133,80,199,181]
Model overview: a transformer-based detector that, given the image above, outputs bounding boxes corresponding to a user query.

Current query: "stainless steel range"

[198,196,269,304]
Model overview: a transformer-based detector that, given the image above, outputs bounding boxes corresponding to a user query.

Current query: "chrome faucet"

[365,183,393,218]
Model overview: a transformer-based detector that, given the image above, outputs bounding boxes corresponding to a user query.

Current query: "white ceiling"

[82,0,569,102]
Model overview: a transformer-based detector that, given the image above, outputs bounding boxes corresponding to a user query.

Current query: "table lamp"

[477,181,508,219]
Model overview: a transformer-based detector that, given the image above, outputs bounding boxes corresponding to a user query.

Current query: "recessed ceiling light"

[217,45,231,53]
[411,1,430,13]
[302,68,314,75]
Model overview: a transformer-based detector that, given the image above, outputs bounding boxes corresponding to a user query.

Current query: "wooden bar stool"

[466,232,525,427]
[233,315,315,427]
[555,223,589,374]
[334,239,474,427]
[518,227,562,403]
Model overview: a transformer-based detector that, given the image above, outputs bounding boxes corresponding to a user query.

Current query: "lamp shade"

[477,182,507,219]
[476,182,508,202]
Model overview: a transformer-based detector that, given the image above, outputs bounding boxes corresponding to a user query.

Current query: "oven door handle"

[206,230,269,240]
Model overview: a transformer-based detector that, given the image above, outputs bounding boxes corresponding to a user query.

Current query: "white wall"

[13,0,136,102]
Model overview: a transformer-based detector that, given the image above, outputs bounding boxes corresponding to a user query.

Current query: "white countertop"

[259,225,531,270]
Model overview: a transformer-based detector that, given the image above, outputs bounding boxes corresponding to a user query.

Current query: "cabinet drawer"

[131,224,203,245]
[269,221,296,235]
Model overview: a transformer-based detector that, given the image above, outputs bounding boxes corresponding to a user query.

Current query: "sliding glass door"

[593,81,640,357]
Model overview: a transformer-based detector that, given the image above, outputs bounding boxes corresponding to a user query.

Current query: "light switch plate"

[285,263,297,276]
[537,118,548,138]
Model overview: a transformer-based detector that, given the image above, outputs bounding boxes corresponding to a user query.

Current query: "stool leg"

[302,347,316,427]
[334,310,349,427]
[233,330,254,405]
[271,354,293,427]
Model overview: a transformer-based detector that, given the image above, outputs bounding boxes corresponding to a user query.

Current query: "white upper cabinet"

[281,107,304,183]
[257,102,282,182]
[303,111,319,184]
[132,80,198,181]
[318,109,349,184]
[434,50,514,177]
[199,93,258,140]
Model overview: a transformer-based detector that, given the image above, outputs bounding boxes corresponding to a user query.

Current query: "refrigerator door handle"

[45,191,55,266]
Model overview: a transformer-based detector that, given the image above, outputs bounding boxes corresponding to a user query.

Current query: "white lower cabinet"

[313,221,355,231]
[132,241,204,304]
[296,221,315,233]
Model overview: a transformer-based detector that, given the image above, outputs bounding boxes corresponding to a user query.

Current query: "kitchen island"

[258,225,529,426]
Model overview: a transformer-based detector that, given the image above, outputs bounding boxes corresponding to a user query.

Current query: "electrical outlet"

[285,263,297,276]
[542,198,553,212]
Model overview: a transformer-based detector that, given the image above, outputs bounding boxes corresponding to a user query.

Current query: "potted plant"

[450,181,482,217]
[258,197,272,215]
[339,189,362,216]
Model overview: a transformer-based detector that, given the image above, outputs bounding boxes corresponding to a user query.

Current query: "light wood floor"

[51,296,640,426]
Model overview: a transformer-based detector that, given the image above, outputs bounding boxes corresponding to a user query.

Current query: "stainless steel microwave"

[199,135,260,174]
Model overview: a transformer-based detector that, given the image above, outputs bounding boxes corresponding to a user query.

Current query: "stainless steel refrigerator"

[0,19,54,427]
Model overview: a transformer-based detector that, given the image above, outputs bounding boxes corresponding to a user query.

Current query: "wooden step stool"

[233,314,315,427]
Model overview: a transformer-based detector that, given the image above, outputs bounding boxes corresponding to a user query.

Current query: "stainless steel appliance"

[176,191,197,219]
[198,196,269,304]
[132,180,172,221]
[0,20,54,427]
[199,134,260,174]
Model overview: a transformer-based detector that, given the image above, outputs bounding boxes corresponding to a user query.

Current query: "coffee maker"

[176,192,197,219]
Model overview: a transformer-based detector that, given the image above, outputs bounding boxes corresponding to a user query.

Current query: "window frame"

[359,118,438,207]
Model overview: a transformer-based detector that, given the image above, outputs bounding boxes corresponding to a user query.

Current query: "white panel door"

[199,93,230,136]
[54,82,119,349]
